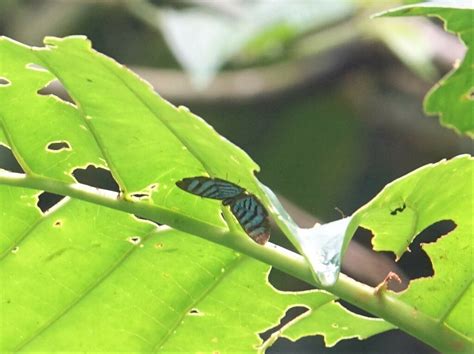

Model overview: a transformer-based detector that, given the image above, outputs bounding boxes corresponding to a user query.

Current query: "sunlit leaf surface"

[375,1,474,136]
[355,155,473,341]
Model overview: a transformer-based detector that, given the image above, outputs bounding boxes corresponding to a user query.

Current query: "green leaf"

[369,17,438,81]
[374,1,474,136]
[0,35,351,286]
[0,35,257,230]
[355,155,474,343]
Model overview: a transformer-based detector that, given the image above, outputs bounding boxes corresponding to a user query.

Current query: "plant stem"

[0,171,470,353]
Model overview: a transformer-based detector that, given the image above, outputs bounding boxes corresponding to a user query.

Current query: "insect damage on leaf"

[390,202,406,215]
[37,78,75,104]
[355,156,473,341]
[176,176,270,245]
[36,191,66,214]
[0,145,24,174]
[46,141,71,152]
[72,165,120,192]
[127,236,142,245]
[0,77,11,86]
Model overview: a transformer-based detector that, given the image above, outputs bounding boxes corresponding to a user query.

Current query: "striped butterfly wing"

[230,194,270,245]
[176,177,244,201]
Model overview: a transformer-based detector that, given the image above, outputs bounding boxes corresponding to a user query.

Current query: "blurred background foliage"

[0,0,472,353]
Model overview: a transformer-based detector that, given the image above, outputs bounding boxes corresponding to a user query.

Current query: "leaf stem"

[0,171,470,353]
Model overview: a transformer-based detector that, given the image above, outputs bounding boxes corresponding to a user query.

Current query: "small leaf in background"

[374,1,474,136]
[155,0,354,87]
[369,17,438,81]
[355,155,473,341]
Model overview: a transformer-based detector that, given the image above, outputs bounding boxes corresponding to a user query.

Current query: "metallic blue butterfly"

[176,177,270,245]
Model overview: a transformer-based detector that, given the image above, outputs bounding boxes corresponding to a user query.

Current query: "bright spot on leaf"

[25,63,48,72]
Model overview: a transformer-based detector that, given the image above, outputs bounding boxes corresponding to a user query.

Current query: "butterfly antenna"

[334,206,346,218]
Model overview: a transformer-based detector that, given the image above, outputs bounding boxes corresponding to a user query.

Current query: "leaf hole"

[188,308,204,316]
[348,227,409,291]
[0,145,24,173]
[53,220,63,227]
[11,246,19,254]
[396,219,456,286]
[133,214,162,227]
[25,63,48,72]
[127,236,141,245]
[130,193,150,200]
[390,202,406,215]
[0,77,11,86]
[468,89,474,100]
[37,79,75,104]
[268,267,314,292]
[337,299,377,318]
[72,165,120,192]
[46,140,71,152]
[259,306,309,341]
[36,192,66,214]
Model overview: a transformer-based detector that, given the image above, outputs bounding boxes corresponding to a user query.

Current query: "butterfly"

[176,176,270,245]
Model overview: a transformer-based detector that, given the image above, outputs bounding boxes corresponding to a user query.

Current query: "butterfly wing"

[230,194,270,245]
[176,177,244,201]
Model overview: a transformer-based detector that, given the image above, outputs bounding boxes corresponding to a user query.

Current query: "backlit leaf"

[355,155,473,341]
[374,1,474,136]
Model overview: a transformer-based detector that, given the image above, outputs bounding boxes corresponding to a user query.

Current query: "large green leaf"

[354,155,473,343]
[0,35,354,286]
[0,35,256,229]
[0,36,392,352]
[374,1,474,136]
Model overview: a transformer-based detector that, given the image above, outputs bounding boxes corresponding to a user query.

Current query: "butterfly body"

[176,177,270,245]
